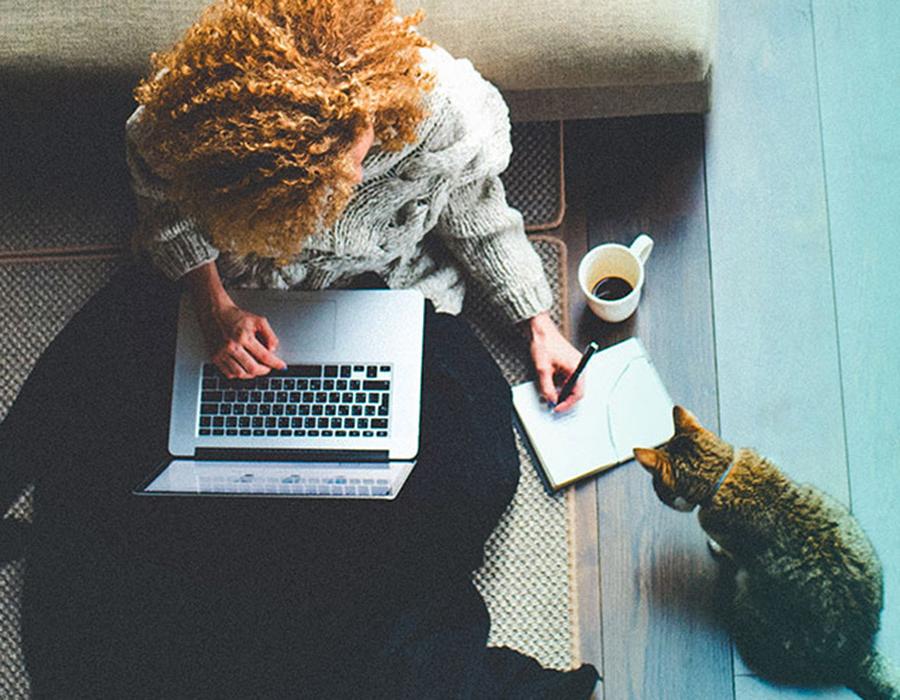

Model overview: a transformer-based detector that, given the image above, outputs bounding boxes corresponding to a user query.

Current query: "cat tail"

[848,649,900,700]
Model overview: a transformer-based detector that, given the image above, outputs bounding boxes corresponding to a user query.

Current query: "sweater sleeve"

[435,174,553,323]
[125,111,219,281]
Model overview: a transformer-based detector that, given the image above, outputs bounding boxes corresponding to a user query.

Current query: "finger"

[256,318,281,353]
[220,356,249,380]
[247,336,285,370]
[230,345,268,377]
[535,364,558,405]
[553,378,585,413]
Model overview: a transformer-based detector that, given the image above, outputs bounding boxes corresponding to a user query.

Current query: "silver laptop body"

[135,288,425,500]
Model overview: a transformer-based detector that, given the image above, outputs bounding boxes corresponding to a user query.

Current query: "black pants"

[1,264,597,698]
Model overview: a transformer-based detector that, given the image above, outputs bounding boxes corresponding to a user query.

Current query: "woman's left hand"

[522,311,585,412]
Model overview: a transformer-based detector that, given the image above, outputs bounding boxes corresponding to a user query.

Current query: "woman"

[6,0,597,696]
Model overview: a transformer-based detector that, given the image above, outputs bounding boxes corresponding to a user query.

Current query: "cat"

[633,406,899,700]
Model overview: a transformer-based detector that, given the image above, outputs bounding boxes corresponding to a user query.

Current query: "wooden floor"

[550,2,900,698]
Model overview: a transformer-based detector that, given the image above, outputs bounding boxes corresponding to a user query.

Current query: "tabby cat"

[633,406,898,700]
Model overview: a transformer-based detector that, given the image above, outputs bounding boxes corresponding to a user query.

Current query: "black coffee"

[591,275,633,301]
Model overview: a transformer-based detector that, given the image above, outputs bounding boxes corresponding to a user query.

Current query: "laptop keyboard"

[197,363,392,439]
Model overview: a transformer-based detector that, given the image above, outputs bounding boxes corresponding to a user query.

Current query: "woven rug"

[0,236,575,696]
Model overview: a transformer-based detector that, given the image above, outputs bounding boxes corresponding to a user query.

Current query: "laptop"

[135,288,425,500]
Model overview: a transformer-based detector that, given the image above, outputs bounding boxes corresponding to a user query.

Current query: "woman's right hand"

[198,302,286,379]
[184,261,286,379]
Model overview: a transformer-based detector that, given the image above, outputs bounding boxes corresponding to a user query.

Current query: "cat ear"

[673,405,704,433]
[634,447,662,471]
[634,448,675,488]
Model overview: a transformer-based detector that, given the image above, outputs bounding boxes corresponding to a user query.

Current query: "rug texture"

[0,235,575,696]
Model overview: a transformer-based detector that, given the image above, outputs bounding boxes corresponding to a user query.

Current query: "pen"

[551,341,599,408]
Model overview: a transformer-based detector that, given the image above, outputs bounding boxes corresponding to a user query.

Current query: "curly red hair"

[134,0,434,261]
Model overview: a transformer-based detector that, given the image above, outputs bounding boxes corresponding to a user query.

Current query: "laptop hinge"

[194,448,390,463]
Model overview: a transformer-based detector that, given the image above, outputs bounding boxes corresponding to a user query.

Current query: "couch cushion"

[1,1,715,119]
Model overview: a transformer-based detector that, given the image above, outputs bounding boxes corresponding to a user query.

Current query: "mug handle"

[630,233,654,264]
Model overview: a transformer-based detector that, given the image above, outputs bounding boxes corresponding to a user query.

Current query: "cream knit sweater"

[126,46,553,323]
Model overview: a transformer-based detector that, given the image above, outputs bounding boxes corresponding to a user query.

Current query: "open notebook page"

[512,338,674,489]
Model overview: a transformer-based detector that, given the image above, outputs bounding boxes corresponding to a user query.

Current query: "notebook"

[512,337,674,490]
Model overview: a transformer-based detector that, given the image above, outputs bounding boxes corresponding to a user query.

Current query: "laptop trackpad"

[251,300,336,353]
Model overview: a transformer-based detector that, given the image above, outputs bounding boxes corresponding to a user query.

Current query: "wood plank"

[705,0,846,498]
[812,0,900,668]
[704,1,848,690]
[735,676,855,699]
[552,122,604,676]
[571,114,733,700]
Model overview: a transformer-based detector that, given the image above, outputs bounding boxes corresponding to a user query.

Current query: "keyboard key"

[323,380,334,390]
[293,430,306,437]
[291,417,304,428]
[363,430,374,437]
[380,365,391,372]
[349,430,360,437]
[324,365,338,377]
[310,380,322,391]
[371,419,388,429]
[240,429,251,436]
[316,392,327,403]
[340,366,351,378]
[297,380,309,390]
[363,381,389,391]
[378,405,389,416]
[353,365,364,372]
[342,392,354,403]
[252,417,264,427]
[263,391,275,403]
[253,429,265,436]
[226,417,238,427]
[336,430,347,437]
[322,430,334,437]
[250,391,262,402]
[238,391,250,402]
[312,405,323,415]
[276,391,288,402]
[233,404,245,415]
[213,416,225,427]
[338,405,349,416]
[308,430,320,437]
[369,393,380,403]
[266,429,279,436]
[330,418,342,428]
[318,418,329,428]
[266,417,277,428]
[202,378,217,390]
[345,418,355,428]
[226,429,238,436]
[283,379,295,390]
[202,391,222,402]
[351,406,363,416]
[366,366,377,378]
[199,428,211,435]
[219,404,232,415]
[246,405,258,415]
[278,417,290,428]
[201,403,218,415]
[298,405,310,415]
[354,392,367,403]
[259,405,271,416]
[200,416,212,427]
[358,418,368,429]
[285,405,297,416]
[325,405,336,416]
[271,379,282,390]
[223,391,236,402]
[272,405,284,416]
[304,417,316,428]
[350,380,361,390]
[329,392,341,403]
[376,431,387,437]
[239,417,251,427]
[365,406,375,416]
[279,429,291,436]
[302,392,314,403]
[285,365,322,377]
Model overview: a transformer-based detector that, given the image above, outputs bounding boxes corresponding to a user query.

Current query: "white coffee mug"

[578,234,654,323]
